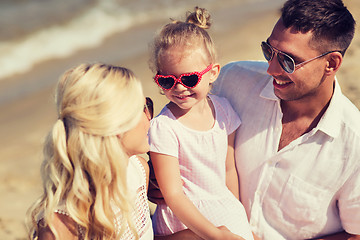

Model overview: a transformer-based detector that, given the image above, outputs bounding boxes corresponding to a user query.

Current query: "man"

[150,0,360,239]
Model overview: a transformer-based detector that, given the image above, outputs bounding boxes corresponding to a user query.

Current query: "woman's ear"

[209,63,220,83]
[325,52,342,75]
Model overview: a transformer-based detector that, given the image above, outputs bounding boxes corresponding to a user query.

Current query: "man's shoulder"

[214,60,271,97]
[340,96,360,136]
[216,61,269,86]
[221,60,269,74]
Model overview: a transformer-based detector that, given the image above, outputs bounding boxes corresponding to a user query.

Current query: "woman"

[27,63,154,240]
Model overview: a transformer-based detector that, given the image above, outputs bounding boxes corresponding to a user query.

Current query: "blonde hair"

[149,6,217,73]
[27,63,144,239]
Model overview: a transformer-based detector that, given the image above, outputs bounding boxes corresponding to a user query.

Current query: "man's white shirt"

[213,61,360,239]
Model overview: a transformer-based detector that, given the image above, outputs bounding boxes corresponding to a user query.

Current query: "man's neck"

[281,80,335,123]
[281,99,327,123]
[277,81,335,151]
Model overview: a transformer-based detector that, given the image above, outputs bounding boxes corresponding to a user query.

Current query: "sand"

[0,1,359,239]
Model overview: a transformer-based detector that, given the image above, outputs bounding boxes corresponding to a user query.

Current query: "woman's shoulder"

[129,155,149,180]
[37,213,78,240]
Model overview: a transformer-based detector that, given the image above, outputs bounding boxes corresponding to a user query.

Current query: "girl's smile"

[173,93,195,100]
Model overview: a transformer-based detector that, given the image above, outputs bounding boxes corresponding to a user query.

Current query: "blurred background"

[0,0,358,239]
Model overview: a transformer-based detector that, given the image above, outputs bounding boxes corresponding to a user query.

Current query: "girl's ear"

[209,63,220,83]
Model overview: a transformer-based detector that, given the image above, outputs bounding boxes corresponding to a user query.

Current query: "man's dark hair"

[281,0,356,55]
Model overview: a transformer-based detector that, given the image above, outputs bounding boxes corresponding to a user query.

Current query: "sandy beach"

[0,1,359,239]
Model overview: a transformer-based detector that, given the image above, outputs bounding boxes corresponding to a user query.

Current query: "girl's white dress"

[40,155,153,240]
[149,94,254,240]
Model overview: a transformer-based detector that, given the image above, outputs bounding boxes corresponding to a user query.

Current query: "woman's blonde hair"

[27,63,144,239]
[149,6,217,73]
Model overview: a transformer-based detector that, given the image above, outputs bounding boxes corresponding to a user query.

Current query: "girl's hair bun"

[186,6,211,29]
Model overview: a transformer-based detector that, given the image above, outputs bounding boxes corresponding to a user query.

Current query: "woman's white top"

[39,155,153,239]
[112,155,153,239]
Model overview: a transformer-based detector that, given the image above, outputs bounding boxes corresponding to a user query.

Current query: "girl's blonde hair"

[27,63,144,239]
[149,6,217,73]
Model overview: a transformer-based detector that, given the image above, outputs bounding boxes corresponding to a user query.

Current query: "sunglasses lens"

[277,53,295,73]
[261,41,295,73]
[181,74,199,88]
[145,97,154,119]
[261,42,273,61]
[157,77,175,90]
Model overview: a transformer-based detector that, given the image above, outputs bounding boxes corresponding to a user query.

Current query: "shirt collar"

[260,76,278,100]
[259,77,342,138]
[316,79,342,138]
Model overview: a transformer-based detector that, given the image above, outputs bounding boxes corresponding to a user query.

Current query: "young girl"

[27,63,154,240]
[148,7,253,240]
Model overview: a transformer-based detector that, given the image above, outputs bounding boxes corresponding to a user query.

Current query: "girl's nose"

[173,82,187,91]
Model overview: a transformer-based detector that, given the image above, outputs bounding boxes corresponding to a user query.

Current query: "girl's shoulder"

[151,105,177,126]
[208,94,233,111]
[209,94,241,132]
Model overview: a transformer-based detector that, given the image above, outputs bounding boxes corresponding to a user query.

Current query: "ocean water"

[0,0,281,82]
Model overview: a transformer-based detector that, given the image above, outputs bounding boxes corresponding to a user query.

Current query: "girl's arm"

[225,131,240,199]
[154,229,202,240]
[150,152,243,240]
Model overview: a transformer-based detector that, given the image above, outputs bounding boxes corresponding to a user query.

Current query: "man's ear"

[209,63,221,83]
[325,52,342,75]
